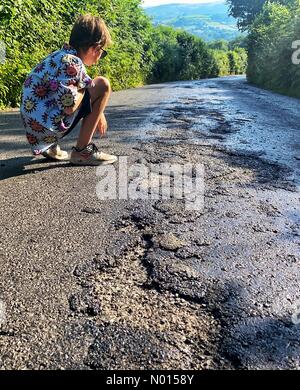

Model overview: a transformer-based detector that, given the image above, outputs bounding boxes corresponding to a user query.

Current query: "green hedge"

[211,48,247,76]
[237,0,300,97]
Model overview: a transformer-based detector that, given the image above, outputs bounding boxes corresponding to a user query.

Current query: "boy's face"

[83,45,105,66]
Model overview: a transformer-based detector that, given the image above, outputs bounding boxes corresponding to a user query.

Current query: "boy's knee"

[94,76,111,93]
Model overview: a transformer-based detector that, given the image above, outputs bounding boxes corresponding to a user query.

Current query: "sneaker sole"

[69,158,118,166]
[42,154,69,161]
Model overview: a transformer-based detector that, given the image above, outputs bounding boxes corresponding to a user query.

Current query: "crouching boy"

[20,14,117,166]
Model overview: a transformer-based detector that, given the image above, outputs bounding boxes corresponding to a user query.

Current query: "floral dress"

[20,43,94,155]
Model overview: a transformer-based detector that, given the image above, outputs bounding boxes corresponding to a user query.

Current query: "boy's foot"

[70,143,118,166]
[42,144,69,161]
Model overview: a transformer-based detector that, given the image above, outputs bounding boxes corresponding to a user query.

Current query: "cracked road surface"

[0,76,300,369]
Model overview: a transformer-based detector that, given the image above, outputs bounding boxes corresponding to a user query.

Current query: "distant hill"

[143,2,242,42]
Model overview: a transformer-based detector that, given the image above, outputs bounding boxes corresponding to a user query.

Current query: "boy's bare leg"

[76,76,111,149]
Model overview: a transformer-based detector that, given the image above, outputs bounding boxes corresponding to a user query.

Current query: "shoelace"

[73,143,99,153]
[85,143,99,153]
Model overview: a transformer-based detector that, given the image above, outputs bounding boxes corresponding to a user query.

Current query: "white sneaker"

[42,144,69,161]
[70,143,118,166]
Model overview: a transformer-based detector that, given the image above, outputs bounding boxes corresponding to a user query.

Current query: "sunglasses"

[99,48,108,59]
[93,42,108,59]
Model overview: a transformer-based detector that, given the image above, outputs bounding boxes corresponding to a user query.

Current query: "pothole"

[89,244,228,369]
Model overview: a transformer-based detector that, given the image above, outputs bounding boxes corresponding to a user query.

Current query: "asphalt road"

[0,76,299,369]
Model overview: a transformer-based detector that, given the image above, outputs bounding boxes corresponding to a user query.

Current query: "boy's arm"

[56,55,94,115]
[63,88,85,115]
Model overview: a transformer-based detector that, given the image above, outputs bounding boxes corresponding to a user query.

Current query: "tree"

[208,40,229,51]
[227,0,298,30]
[246,1,300,96]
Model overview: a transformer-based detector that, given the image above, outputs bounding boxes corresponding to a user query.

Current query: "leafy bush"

[211,47,247,76]
[211,50,230,76]
[246,0,300,97]
[228,0,300,97]
[0,0,80,108]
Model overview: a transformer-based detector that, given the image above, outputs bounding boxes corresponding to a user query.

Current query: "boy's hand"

[98,113,108,137]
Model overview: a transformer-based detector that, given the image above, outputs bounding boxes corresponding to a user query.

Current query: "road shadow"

[0,102,168,183]
[0,156,71,181]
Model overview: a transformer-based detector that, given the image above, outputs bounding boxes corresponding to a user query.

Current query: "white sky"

[141,0,224,7]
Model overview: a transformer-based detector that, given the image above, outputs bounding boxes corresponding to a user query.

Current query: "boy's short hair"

[69,14,112,52]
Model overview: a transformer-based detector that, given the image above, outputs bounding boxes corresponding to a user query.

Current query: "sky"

[141,0,224,7]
